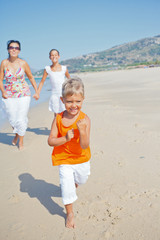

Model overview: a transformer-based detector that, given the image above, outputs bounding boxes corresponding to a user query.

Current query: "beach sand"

[0,67,160,240]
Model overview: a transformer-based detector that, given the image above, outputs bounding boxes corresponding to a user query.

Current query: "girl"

[37,49,70,116]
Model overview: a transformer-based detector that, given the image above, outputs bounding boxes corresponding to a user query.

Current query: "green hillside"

[33,35,160,76]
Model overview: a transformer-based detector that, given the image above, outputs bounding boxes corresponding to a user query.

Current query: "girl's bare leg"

[65,203,75,229]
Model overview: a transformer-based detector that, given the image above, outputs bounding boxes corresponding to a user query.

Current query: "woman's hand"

[33,92,39,100]
[2,91,8,99]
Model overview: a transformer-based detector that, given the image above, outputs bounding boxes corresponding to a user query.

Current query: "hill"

[33,35,160,76]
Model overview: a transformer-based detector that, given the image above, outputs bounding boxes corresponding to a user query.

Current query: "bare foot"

[18,144,24,150]
[12,136,18,146]
[66,212,76,229]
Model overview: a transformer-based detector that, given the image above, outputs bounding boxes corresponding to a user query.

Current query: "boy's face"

[61,93,84,116]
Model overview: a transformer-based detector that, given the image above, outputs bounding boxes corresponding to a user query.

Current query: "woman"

[0,40,39,150]
[37,49,70,116]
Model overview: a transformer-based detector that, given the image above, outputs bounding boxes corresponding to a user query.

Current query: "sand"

[0,67,160,240]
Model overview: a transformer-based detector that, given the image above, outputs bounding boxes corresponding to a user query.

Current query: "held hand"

[76,119,87,132]
[33,92,39,100]
[66,129,74,142]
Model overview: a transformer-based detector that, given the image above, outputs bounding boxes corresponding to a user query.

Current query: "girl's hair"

[7,40,21,50]
[62,78,84,98]
[49,49,60,57]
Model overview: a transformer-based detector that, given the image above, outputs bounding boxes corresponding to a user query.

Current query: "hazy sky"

[0,0,160,70]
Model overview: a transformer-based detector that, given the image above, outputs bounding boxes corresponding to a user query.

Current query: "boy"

[48,78,91,229]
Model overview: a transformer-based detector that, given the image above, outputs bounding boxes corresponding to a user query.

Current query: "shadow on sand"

[18,173,65,218]
[0,127,50,146]
[27,127,50,136]
[0,132,14,146]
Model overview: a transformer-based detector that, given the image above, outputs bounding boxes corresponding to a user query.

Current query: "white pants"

[59,161,90,205]
[2,96,31,136]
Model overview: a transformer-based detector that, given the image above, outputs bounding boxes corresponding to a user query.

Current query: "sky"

[0,0,160,70]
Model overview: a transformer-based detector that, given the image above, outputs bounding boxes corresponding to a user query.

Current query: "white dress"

[45,65,67,113]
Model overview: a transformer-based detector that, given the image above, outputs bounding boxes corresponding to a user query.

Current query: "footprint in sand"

[121,189,160,200]
[10,222,25,234]
[93,150,104,156]
[100,230,113,239]
[8,194,20,203]
[118,161,125,167]
[86,200,123,226]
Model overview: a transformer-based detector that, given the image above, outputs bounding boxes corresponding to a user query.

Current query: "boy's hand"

[76,119,87,132]
[66,129,74,142]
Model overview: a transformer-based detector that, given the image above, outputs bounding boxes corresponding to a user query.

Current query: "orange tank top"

[52,111,91,166]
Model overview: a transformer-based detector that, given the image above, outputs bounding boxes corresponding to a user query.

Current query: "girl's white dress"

[45,65,67,113]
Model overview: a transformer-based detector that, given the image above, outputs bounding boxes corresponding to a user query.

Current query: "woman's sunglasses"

[8,46,20,50]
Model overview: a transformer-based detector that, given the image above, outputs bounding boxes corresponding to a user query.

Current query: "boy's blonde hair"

[62,77,84,98]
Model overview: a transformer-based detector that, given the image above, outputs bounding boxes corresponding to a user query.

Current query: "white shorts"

[2,96,31,136]
[59,161,90,205]
[49,94,65,113]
